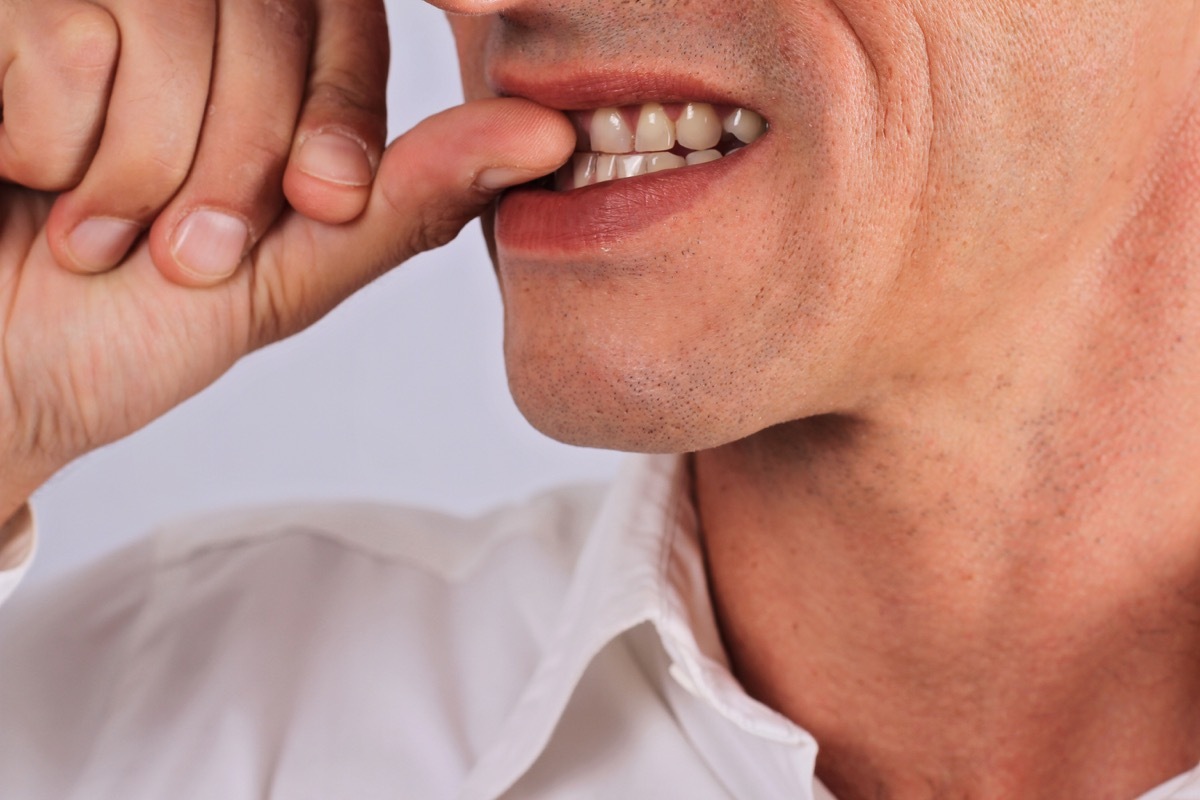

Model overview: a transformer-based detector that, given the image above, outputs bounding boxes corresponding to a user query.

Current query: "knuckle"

[50,6,119,76]
[243,127,295,166]
[104,153,192,217]
[35,160,86,191]
[218,135,293,199]
[144,153,193,193]
[261,0,312,45]
[248,251,316,346]
[409,205,468,255]
[2,139,84,191]
[166,0,219,30]
[307,74,387,128]
[250,276,294,345]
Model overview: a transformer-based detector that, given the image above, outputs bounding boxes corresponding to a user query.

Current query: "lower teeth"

[554,143,738,192]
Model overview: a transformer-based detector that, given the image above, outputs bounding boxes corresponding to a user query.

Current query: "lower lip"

[494,143,760,255]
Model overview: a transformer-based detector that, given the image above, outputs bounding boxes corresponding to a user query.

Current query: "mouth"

[551,102,768,191]
[487,70,772,254]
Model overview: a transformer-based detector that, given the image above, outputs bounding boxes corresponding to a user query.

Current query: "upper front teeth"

[634,103,675,152]
[591,109,634,154]
[585,102,765,155]
[561,102,767,191]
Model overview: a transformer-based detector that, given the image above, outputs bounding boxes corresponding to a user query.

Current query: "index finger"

[0,2,118,190]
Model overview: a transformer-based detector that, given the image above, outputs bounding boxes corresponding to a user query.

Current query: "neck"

[697,93,1200,800]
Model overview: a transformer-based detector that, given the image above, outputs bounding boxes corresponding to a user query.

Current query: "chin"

[503,339,783,455]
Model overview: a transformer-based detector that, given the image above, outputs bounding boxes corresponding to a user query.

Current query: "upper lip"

[488,66,764,114]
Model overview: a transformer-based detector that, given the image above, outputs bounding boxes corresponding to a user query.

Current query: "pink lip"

[488,67,764,113]
[495,150,753,255]
[488,67,769,256]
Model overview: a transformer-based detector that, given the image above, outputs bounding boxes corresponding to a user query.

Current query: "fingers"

[0,2,118,191]
[142,0,317,287]
[245,98,575,346]
[283,0,390,225]
[43,0,217,273]
[39,0,391,283]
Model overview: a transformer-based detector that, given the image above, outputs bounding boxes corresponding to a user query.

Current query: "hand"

[0,97,574,520]
[2,0,392,284]
[0,2,576,520]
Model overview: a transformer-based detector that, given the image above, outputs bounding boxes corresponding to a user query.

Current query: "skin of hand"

[2,0,394,284]
[0,3,576,523]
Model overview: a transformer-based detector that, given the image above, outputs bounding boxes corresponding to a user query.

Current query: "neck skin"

[695,89,1200,800]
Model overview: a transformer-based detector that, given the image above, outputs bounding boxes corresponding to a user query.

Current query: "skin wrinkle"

[445,1,1200,797]
[0,202,36,467]
[908,10,935,265]
[826,1,878,102]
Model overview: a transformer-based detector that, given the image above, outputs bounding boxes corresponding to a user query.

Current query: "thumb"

[245,97,574,345]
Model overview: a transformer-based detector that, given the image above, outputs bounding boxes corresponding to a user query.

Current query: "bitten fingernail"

[295,132,373,187]
[171,210,248,281]
[67,218,141,272]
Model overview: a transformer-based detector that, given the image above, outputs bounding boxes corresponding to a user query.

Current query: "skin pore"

[443,0,1200,797]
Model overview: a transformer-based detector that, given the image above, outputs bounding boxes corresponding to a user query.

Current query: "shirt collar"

[460,454,820,800]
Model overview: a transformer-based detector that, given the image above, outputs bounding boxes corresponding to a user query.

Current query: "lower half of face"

[459,0,1190,453]
[494,122,896,453]
[494,106,940,450]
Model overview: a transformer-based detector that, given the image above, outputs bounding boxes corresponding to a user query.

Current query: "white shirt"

[1,455,1199,799]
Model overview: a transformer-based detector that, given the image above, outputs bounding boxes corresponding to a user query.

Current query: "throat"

[692,414,1200,800]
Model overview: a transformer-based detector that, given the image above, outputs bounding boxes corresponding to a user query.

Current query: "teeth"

[647,152,686,173]
[685,149,723,166]
[573,153,597,187]
[616,154,648,178]
[591,108,634,154]
[595,154,618,183]
[635,103,675,152]
[557,103,766,190]
[676,103,722,151]
[724,108,766,144]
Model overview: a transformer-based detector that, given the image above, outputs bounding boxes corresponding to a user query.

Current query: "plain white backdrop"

[27,2,624,583]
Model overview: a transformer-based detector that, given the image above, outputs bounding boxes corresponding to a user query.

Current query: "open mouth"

[492,81,773,253]
[551,102,768,191]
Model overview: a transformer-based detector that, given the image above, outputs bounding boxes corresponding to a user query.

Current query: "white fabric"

[0,455,1198,799]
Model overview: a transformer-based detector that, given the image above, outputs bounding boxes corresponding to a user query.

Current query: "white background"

[27,1,624,583]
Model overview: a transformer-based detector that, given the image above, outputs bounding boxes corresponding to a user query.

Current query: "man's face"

[443,1,1195,453]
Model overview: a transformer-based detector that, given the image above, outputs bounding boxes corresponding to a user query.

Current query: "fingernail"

[171,210,249,281]
[475,167,535,191]
[295,132,373,187]
[67,218,141,272]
